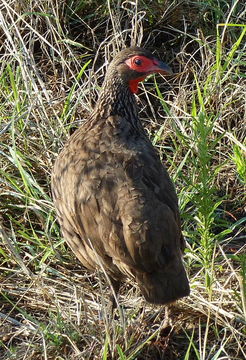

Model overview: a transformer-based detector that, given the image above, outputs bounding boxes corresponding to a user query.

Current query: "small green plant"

[231,145,246,183]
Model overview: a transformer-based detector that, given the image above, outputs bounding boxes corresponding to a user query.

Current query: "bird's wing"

[111,150,183,273]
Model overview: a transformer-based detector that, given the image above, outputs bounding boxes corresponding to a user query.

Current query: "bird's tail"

[136,257,190,305]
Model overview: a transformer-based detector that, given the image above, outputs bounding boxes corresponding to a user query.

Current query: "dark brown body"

[52,48,190,304]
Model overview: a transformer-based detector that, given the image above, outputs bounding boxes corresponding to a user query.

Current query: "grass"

[0,0,245,359]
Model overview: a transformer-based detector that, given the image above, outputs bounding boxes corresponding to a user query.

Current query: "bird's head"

[107,47,172,94]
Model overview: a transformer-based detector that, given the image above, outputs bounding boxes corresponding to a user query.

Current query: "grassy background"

[0,0,245,359]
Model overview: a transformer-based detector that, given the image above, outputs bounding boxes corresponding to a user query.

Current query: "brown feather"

[51,47,190,304]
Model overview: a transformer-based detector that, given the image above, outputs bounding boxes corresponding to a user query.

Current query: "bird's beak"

[151,58,173,75]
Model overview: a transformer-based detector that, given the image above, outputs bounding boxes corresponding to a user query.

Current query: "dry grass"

[0,0,245,359]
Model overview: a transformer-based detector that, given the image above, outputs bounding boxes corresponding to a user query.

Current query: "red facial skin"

[128,76,146,94]
[125,55,170,94]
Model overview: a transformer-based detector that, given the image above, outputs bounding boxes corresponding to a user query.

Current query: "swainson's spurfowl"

[51,47,190,304]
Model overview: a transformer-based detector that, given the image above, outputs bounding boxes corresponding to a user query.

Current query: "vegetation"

[0,0,245,359]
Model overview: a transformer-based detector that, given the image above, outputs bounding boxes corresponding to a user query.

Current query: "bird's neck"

[94,74,142,131]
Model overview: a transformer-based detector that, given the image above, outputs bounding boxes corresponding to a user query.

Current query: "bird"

[51,47,190,305]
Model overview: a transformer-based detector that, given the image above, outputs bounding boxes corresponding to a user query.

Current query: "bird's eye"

[134,58,142,66]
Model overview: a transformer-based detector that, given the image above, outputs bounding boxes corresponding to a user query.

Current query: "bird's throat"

[129,76,146,94]
[95,75,141,128]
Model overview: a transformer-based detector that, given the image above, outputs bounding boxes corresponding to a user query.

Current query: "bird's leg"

[109,277,121,311]
[109,277,127,324]
[98,277,122,324]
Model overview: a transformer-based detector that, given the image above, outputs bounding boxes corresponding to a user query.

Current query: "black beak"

[152,58,173,75]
